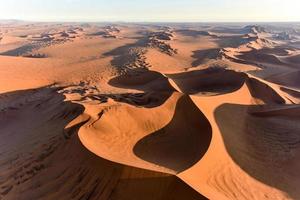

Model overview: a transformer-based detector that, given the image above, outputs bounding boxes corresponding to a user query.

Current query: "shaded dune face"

[216,35,250,48]
[167,68,247,95]
[250,47,292,56]
[285,54,300,64]
[82,92,174,108]
[281,87,300,98]
[191,48,222,67]
[280,87,300,104]
[246,78,286,104]
[175,30,212,37]
[108,70,175,92]
[0,44,37,57]
[133,95,212,172]
[235,47,300,69]
[268,71,300,89]
[0,88,207,200]
[237,50,286,66]
[214,103,300,199]
[103,40,146,70]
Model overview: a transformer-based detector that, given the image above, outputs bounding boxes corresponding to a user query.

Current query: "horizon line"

[1,19,300,24]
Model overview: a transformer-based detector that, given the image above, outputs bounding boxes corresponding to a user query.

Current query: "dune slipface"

[1,22,300,200]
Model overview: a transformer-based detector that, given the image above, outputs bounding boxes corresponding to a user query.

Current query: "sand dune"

[285,54,300,64]
[280,87,300,103]
[191,48,223,66]
[268,71,300,89]
[0,88,206,200]
[77,92,211,174]
[167,67,247,95]
[246,77,286,104]
[1,22,300,200]
[179,82,300,200]
[108,70,175,92]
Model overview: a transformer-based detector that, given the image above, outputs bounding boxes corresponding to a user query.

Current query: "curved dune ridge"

[0,88,207,200]
[78,93,212,174]
[1,23,300,200]
[133,95,212,172]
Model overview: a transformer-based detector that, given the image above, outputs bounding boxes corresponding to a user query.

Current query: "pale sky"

[0,0,299,22]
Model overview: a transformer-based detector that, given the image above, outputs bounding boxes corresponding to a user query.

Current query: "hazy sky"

[0,0,299,22]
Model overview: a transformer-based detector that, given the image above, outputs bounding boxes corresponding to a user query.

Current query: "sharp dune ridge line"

[0,22,300,200]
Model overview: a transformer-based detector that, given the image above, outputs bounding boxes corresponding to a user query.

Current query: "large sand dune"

[1,22,300,200]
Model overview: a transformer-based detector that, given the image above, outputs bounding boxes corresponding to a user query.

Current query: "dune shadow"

[103,38,147,69]
[236,49,287,66]
[210,27,246,35]
[191,48,222,67]
[109,70,176,92]
[134,95,212,173]
[0,44,37,57]
[280,87,300,100]
[176,29,213,37]
[267,71,300,89]
[84,92,174,108]
[0,43,48,58]
[215,35,250,48]
[246,78,286,104]
[286,54,300,64]
[214,103,300,199]
[253,46,295,56]
[167,67,247,96]
[110,176,208,200]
